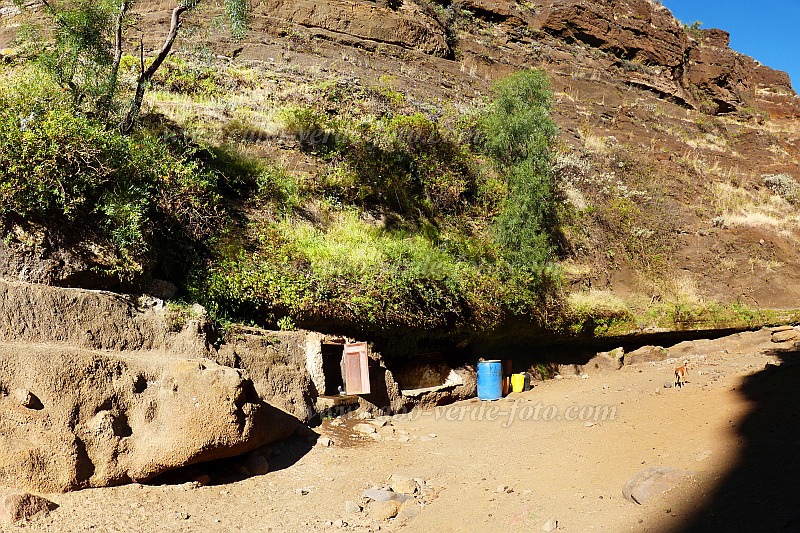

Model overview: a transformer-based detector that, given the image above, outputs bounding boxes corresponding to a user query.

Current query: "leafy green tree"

[483,69,556,168]
[482,70,559,273]
[15,0,118,111]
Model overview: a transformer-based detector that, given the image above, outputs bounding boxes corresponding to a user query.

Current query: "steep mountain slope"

[1,0,798,334]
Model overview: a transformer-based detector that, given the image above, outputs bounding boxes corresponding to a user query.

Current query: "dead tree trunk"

[101,0,128,118]
[120,5,187,134]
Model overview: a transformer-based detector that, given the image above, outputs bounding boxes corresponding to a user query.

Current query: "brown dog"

[674,360,689,389]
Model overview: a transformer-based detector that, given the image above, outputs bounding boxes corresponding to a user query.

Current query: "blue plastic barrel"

[477,360,502,401]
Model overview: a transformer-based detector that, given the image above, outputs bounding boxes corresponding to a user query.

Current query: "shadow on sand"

[148,434,318,487]
[668,341,800,532]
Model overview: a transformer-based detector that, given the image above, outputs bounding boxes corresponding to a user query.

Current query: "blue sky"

[661,0,799,89]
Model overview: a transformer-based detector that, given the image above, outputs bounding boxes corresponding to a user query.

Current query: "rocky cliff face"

[534,0,796,115]
[253,0,452,57]
[146,0,797,118]
[1,0,799,306]
[2,0,795,114]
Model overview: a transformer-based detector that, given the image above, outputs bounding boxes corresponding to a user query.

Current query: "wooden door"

[343,342,371,395]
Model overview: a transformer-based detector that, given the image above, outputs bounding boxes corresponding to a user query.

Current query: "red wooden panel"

[343,342,371,395]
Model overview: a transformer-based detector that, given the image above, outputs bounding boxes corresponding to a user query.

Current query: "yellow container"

[511,373,526,393]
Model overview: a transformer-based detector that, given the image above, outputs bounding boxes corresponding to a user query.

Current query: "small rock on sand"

[354,423,377,435]
[344,500,362,514]
[12,388,36,409]
[396,500,422,522]
[390,478,418,495]
[541,516,558,531]
[0,493,56,524]
[368,500,400,521]
[623,466,693,504]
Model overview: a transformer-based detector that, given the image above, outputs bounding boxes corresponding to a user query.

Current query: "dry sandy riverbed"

[4,328,799,533]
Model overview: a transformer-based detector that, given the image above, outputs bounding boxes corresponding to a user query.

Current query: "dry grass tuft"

[567,290,633,320]
[711,182,800,233]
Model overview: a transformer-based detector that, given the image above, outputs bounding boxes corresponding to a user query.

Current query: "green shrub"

[483,69,556,168]
[565,291,634,334]
[0,71,221,279]
[276,316,297,331]
[763,173,800,205]
[306,109,482,220]
[255,165,302,212]
[683,20,704,39]
[151,57,224,97]
[279,106,330,147]
[165,301,201,332]
[482,70,559,276]
[191,210,524,332]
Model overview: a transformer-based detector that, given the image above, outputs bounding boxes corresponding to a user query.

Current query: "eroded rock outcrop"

[218,327,406,421]
[685,28,795,115]
[217,328,318,421]
[536,0,798,114]
[0,222,120,290]
[0,280,299,492]
[0,279,210,356]
[540,0,688,69]
[0,345,298,492]
[259,0,449,56]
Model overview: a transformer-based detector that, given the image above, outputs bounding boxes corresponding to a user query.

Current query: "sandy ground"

[3,328,799,533]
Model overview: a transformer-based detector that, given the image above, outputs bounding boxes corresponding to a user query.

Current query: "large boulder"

[217,328,317,422]
[624,345,669,366]
[0,345,298,492]
[623,466,693,504]
[586,347,625,371]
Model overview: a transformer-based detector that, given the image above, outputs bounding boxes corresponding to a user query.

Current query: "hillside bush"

[192,211,509,332]
[305,109,481,220]
[187,71,566,335]
[483,69,556,167]
[0,71,222,279]
[482,70,559,277]
[763,173,800,205]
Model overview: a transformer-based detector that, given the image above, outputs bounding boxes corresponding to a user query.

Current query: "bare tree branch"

[120,4,187,134]
[138,35,144,73]
[101,0,128,117]
[112,1,128,72]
